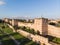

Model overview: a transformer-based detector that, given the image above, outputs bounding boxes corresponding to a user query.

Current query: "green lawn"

[0,23,13,34]
[0,22,39,45]
[0,23,16,45]
[52,37,60,44]
[0,30,16,45]
[10,32,39,45]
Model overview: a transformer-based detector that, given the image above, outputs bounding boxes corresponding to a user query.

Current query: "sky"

[0,0,60,19]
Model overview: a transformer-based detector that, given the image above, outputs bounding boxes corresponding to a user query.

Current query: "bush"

[52,37,60,44]
[22,26,26,30]
[19,26,36,35]
[13,25,18,30]
[2,26,5,28]
[37,31,40,35]
[49,22,56,26]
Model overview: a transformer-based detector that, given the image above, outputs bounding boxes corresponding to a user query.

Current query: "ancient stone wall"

[8,24,52,45]
[4,18,60,38]
[48,25,60,38]
[4,18,9,23]
[18,18,48,35]
[12,19,18,26]
[18,18,60,38]
[17,30,51,45]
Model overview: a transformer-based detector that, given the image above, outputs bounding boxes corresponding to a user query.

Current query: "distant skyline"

[0,0,60,19]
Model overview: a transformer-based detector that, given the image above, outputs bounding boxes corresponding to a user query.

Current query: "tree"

[49,22,56,26]
[37,31,40,35]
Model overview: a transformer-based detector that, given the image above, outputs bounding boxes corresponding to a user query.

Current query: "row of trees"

[13,25,41,36]
[13,26,36,35]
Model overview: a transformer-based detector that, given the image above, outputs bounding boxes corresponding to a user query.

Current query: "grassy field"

[10,32,39,45]
[0,22,39,45]
[0,23,13,34]
[0,30,16,45]
[52,37,60,44]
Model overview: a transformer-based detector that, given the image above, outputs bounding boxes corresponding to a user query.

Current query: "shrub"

[49,22,56,26]
[2,26,5,29]
[13,25,18,30]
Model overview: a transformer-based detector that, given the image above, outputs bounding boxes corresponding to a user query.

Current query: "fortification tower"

[4,18,9,23]
[12,19,18,26]
[34,18,48,36]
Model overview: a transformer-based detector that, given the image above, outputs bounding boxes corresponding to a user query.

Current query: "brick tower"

[12,19,18,26]
[34,18,48,35]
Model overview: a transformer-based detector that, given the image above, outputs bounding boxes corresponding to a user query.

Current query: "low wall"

[48,25,60,38]
[9,21,12,24]
[8,20,60,38]
[7,24,15,32]
[17,30,51,45]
